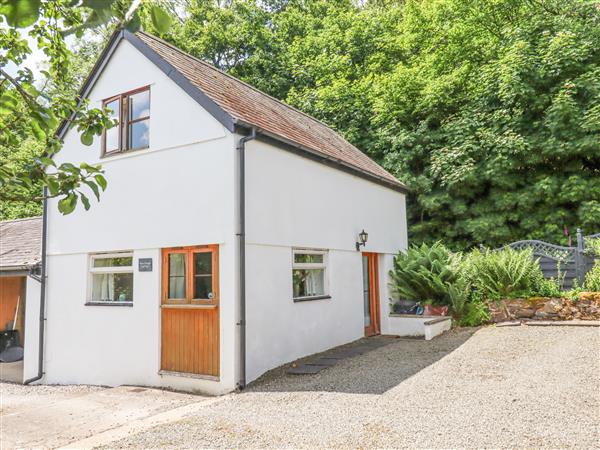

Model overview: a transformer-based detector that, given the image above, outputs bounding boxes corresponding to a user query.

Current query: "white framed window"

[88,252,134,304]
[292,249,329,302]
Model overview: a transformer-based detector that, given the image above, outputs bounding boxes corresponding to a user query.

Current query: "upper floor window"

[102,86,150,156]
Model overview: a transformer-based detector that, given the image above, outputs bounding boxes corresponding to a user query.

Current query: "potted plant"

[423,302,448,316]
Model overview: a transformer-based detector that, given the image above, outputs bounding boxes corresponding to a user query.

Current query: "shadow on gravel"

[246,328,479,395]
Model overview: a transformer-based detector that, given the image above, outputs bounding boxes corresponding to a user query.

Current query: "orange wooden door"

[160,246,220,377]
[362,253,380,336]
[0,277,24,333]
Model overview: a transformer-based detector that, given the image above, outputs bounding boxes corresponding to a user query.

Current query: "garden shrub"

[388,242,588,327]
[458,301,490,327]
[447,278,468,318]
[389,242,457,305]
[447,278,490,325]
[584,263,600,292]
[460,247,543,299]
[532,270,563,298]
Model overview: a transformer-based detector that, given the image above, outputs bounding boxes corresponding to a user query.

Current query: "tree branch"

[0,68,40,108]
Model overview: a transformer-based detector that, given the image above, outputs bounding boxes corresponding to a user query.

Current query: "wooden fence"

[504,229,598,289]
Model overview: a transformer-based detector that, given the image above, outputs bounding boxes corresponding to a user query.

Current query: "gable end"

[56,30,236,140]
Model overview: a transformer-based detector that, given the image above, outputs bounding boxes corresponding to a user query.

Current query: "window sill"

[85,301,133,307]
[293,295,331,303]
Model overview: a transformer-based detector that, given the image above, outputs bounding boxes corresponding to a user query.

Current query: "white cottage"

[30,30,408,394]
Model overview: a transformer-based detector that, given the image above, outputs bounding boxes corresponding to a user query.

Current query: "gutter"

[24,193,48,385]
[0,268,32,277]
[236,127,256,390]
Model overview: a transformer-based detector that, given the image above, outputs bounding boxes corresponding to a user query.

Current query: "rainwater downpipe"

[237,127,256,390]
[24,190,48,385]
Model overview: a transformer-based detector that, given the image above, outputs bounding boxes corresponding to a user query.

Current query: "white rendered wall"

[23,276,41,382]
[424,319,452,340]
[244,139,408,382]
[44,39,238,394]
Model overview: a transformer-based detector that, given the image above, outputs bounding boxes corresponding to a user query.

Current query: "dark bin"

[0,330,20,353]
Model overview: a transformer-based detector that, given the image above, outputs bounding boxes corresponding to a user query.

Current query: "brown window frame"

[101,85,150,157]
[161,245,219,306]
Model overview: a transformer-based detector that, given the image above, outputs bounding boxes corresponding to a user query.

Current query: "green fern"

[389,242,458,305]
[461,247,543,299]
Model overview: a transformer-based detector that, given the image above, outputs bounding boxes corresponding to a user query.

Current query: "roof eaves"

[0,264,38,273]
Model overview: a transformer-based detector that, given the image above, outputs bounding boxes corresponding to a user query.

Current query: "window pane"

[168,253,186,299]
[293,268,325,298]
[294,253,323,264]
[91,272,133,302]
[129,119,149,150]
[93,256,133,268]
[194,253,212,275]
[362,255,371,327]
[194,276,212,299]
[105,127,119,152]
[129,90,150,120]
[104,99,120,152]
[105,99,119,119]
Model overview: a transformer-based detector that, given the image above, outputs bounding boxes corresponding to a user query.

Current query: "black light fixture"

[356,229,369,251]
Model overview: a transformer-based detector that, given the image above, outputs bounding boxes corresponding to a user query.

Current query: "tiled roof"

[135,32,405,190]
[0,217,42,270]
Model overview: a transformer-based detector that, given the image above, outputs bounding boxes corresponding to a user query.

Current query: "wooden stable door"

[160,245,219,377]
[362,253,381,336]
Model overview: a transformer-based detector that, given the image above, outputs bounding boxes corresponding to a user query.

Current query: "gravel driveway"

[108,326,600,449]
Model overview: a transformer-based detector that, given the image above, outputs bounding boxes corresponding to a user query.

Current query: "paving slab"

[286,364,327,375]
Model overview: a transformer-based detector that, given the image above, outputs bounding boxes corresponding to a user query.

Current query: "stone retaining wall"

[488,292,600,323]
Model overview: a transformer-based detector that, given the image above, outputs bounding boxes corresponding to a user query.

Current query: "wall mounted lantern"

[356,229,369,251]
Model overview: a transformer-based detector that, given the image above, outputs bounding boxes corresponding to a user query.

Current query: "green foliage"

[460,247,544,299]
[457,301,490,327]
[534,275,563,298]
[563,279,583,301]
[584,263,600,292]
[160,0,600,248]
[0,0,172,218]
[389,242,492,325]
[584,238,600,258]
[389,242,458,306]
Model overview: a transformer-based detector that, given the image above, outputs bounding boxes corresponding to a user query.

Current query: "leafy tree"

[0,0,172,218]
